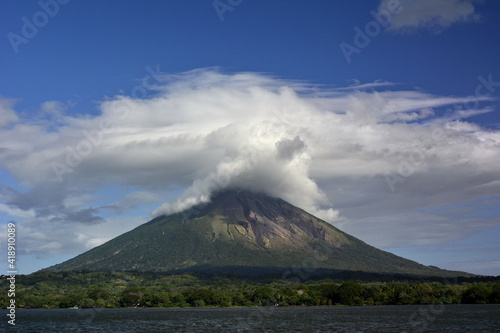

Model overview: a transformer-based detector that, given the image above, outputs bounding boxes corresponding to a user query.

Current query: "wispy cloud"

[379,0,479,32]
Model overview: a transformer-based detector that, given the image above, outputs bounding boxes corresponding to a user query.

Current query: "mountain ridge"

[45,190,472,278]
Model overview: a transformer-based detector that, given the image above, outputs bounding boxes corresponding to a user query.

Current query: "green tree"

[81,298,96,308]
[120,287,144,307]
[58,293,86,308]
[142,291,171,307]
[21,295,52,309]
[88,288,111,301]
[337,282,364,305]
[489,283,500,303]
[317,284,338,305]
[169,292,189,307]
[188,289,219,306]
[462,284,493,304]
[392,285,415,305]
[251,287,276,306]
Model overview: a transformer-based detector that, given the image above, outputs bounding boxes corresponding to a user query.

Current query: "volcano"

[46,190,469,277]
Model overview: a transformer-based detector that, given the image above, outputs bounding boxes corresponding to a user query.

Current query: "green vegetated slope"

[45,190,470,278]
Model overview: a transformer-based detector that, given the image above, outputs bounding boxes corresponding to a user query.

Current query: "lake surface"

[2,304,499,332]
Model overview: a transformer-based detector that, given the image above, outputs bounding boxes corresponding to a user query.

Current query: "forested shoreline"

[1,271,498,309]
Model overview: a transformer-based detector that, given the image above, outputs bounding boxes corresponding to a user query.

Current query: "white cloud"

[0,69,499,271]
[380,0,479,32]
[0,97,19,127]
[0,203,36,219]
[1,214,148,259]
[40,100,68,117]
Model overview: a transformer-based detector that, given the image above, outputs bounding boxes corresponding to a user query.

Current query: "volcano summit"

[46,190,469,278]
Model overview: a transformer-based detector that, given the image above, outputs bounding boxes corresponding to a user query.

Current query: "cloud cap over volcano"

[1,68,499,274]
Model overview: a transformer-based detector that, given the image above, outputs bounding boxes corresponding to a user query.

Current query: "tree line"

[1,271,498,309]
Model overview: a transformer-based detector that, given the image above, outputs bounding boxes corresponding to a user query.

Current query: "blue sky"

[1,0,500,275]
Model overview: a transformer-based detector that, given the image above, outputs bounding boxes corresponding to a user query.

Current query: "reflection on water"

[1,304,499,332]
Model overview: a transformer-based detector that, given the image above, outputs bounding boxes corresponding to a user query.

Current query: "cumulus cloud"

[380,0,479,32]
[40,100,68,117]
[276,136,307,160]
[0,68,499,263]
[0,97,19,127]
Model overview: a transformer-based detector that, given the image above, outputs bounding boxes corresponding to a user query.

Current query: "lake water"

[1,304,499,332]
